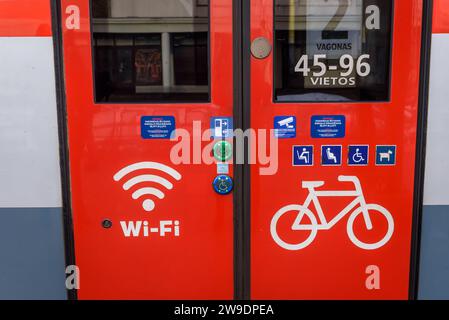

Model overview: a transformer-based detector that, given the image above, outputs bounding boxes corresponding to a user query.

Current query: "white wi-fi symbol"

[113,162,182,212]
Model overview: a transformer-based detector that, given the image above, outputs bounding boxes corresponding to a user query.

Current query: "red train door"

[60,0,234,299]
[60,0,424,300]
[250,0,423,299]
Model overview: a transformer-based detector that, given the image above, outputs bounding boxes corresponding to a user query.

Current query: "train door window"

[91,0,210,103]
[274,0,393,102]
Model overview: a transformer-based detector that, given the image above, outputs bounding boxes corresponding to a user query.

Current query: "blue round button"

[213,175,233,195]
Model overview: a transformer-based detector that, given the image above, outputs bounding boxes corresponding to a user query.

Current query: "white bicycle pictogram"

[270,175,394,251]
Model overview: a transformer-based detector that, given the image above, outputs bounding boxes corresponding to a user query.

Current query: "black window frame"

[272,0,395,104]
[89,0,212,105]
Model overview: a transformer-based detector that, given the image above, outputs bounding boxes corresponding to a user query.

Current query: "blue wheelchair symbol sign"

[321,145,342,166]
[293,146,314,166]
[376,146,397,166]
[348,145,369,166]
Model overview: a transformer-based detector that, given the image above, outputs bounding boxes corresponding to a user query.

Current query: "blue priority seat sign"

[321,145,342,166]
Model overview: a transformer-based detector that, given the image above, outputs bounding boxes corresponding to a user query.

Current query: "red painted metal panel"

[433,0,449,33]
[61,0,234,299]
[0,0,51,37]
[250,0,423,299]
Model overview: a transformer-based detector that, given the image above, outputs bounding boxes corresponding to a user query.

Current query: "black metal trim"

[50,0,78,300]
[88,0,212,105]
[271,0,395,105]
[241,0,252,300]
[233,0,244,300]
[232,0,251,301]
[409,0,433,300]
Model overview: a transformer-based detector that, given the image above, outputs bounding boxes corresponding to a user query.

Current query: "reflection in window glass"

[274,0,392,102]
[92,0,210,103]
[173,33,209,86]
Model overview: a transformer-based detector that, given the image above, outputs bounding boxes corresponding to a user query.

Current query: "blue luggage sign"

[293,146,314,166]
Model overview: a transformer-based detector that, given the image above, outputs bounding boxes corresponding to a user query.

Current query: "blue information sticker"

[321,145,342,166]
[141,116,176,139]
[274,116,296,139]
[211,117,233,139]
[311,115,346,138]
[293,146,314,166]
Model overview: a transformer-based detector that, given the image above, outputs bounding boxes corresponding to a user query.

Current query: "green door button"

[213,141,233,162]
